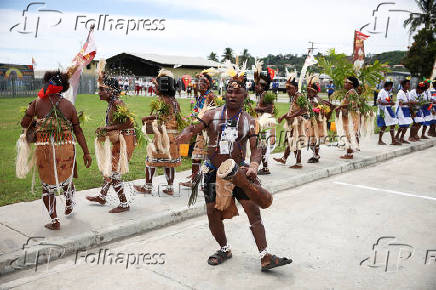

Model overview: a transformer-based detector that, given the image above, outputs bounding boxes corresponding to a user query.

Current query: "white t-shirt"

[377,88,391,104]
[425,89,431,101]
[409,89,421,101]
[396,89,409,107]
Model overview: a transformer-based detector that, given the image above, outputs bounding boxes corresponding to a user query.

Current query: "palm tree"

[403,0,436,33]
[239,49,250,63]
[208,52,218,62]
[221,48,234,63]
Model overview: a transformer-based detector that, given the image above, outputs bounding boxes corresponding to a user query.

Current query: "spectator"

[326,80,335,101]
[272,80,279,95]
[123,78,129,93]
[135,78,141,95]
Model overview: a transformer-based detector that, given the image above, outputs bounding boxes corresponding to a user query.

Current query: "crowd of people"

[16,58,435,272]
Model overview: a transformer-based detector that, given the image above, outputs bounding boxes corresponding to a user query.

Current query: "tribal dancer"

[19,71,92,230]
[409,82,428,141]
[253,60,277,174]
[134,70,182,195]
[175,64,292,271]
[274,72,308,168]
[306,75,330,163]
[376,80,401,145]
[334,76,361,159]
[394,79,413,143]
[180,69,217,187]
[86,76,136,213]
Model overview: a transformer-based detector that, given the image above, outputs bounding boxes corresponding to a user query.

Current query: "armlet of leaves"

[262,92,276,105]
[176,113,189,130]
[331,88,347,101]
[78,111,91,124]
[113,105,135,124]
[134,123,146,147]
[150,99,170,118]
[244,98,257,117]
[19,106,28,116]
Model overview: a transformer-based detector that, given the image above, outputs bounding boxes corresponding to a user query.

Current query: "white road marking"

[333,181,436,201]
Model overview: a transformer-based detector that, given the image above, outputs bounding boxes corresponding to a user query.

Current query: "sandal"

[307,157,318,163]
[207,249,232,266]
[257,168,271,175]
[261,254,292,271]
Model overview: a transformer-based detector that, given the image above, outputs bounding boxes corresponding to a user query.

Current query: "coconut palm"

[221,48,234,63]
[403,0,436,33]
[208,52,218,62]
[239,49,250,63]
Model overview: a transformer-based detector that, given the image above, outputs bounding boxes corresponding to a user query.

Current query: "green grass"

[0,94,290,206]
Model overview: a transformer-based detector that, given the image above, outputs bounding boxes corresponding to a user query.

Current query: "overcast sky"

[0,0,420,69]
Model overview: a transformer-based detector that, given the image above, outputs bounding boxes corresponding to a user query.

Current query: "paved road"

[1,147,435,290]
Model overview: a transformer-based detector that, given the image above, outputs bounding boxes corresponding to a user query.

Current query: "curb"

[1,139,435,276]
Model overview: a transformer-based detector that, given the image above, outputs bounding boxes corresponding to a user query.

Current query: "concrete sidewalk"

[1,135,435,275]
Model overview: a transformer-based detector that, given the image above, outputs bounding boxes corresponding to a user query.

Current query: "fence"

[0,75,97,98]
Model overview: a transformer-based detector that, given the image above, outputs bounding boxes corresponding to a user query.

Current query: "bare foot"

[378,140,386,145]
[179,181,193,188]
[45,220,60,230]
[401,139,410,144]
[340,154,353,159]
[163,188,174,196]
[65,203,73,216]
[109,206,130,213]
[133,185,152,194]
[421,135,429,140]
[391,140,402,145]
[273,157,286,164]
[86,195,106,205]
[289,164,303,169]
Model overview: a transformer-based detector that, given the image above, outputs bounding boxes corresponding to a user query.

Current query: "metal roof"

[126,52,220,67]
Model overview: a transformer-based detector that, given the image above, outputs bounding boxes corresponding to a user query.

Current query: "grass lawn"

[0,93,291,206]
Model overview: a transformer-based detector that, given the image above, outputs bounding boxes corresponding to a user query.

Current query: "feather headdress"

[97,58,106,87]
[157,68,174,79]
[220,60,247,88]
[306,73,320,92]
[201,67,218,77]
[285,68,298,86]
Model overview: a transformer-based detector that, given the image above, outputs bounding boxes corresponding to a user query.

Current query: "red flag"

[64,27,96,104]
[355,30,369,41]
[267,67,275,80]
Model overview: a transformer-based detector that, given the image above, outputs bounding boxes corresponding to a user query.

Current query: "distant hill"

[255,50,408,76]
[365,51,407,66]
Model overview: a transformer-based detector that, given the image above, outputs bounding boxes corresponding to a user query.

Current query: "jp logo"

[9,236,66,272]
[9,2,63,38]
[360,236,414,272]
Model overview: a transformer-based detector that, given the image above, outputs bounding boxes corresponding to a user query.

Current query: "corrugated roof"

[127,52,220,67]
